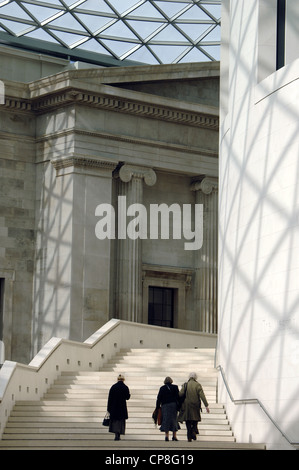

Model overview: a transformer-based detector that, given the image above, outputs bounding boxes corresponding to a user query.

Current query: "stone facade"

[0,46,219,363]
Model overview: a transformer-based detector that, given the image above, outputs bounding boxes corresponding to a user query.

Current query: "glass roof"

[0,0,221,66]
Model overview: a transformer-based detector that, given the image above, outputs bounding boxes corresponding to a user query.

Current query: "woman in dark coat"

[107,374,130,441]
[156,376,180,441]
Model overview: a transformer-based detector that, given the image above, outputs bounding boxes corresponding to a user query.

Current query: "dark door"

[148,286,174,328]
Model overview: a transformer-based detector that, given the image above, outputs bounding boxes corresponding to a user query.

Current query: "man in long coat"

[178,372,210,441]
[107,374,130,440]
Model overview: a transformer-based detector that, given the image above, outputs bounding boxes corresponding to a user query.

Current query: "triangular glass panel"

[75,0,115,14]
[200,45,220,61]
[0,2,33,21]
[24,28,57,44]
[100,38,138,58]
[130,3,165,20]
[21,4,63,23]
[176,23,211,42]
[200,4,221,21]
[126,45,159,64]
[74,13,116,34]
[178,46,213,63]
[178,5,213,22]
[150,44,189,64]
[49,30,88,48]
[125,20,164,40]
[108,0,142,15]
[151,24,188,43]
[0,18,31,35]
[75,37,113,55]
[47,12,86,32]
[102,20,139,40]
[24,27,59,43]
[202,24,221,42]
[152,1,190,19]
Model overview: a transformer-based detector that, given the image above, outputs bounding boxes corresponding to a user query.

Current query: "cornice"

[1,80,218,130]
[1,96,32,113]
[31,89,218,129]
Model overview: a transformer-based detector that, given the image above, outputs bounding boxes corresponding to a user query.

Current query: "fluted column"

[116,164,156,323]
[191,177,218,333]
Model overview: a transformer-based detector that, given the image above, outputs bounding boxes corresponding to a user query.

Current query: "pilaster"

[33,155,117,351]
[191,177,218,333]
[115,164,156,323]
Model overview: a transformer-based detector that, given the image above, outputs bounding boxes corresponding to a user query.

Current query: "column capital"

[118,164,157,187]
[191,176,218,195]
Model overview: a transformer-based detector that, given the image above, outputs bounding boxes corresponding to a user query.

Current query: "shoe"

[188,438,192,442]
[172,437,178,441]
[165,437,169,441]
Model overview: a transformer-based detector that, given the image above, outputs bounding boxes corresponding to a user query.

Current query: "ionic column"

[116,164,156,323]
[191,177,218,333]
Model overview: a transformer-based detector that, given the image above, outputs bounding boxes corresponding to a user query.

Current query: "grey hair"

[189,372,197,380]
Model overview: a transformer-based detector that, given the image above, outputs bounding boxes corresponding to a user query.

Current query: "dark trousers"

[186,420,198,440]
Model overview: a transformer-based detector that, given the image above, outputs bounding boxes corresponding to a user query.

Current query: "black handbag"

[102,412,110,426]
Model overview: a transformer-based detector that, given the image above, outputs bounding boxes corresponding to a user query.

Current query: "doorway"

[148,286,174,328]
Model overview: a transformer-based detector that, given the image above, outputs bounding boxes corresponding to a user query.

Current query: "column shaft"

[115,165,156,323]
[192,178,218,333]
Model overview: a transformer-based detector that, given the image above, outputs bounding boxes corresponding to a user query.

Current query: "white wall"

[218,0,299,450]
[285,0,299,65]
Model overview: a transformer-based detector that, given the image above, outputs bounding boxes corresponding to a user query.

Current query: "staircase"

[0,348,265,450]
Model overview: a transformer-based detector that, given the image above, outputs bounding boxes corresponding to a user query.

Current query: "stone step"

[48,382,216,389]
[0,347,265,450]
[55,375,218,382]
[0,440,266,450]
[9,412,225,419]
[82,346,213,354]
[1,432,236,441]
[44,391,216,403]
[7,416,230,426]
[101,365,214,371]
[115,348,215,354]
[5,421,232,430]
[12,403,224,411]
[109,360,214,366]
[60,371,218,377]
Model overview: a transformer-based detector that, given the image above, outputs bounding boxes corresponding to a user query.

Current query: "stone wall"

[0,46,219,362]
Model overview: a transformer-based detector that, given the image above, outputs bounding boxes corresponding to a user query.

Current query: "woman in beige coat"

[178,372,210,441]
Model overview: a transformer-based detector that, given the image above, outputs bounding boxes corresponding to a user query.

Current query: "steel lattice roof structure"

[0,0,221,66]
